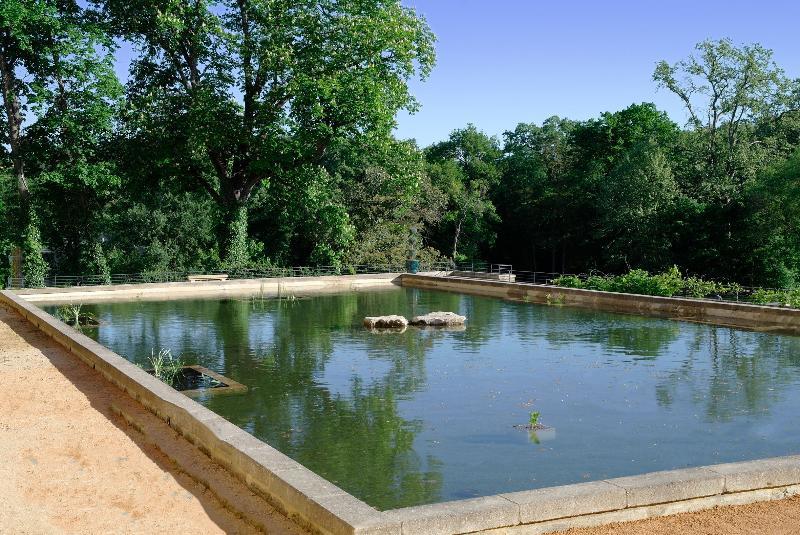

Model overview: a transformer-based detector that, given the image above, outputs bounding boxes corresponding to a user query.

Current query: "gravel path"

[0,303,304,534]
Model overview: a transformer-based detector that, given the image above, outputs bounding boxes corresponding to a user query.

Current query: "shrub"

[584,274,613,291]
[652,265,684,296]
[684,276,722,298]
[548,267,800,307]
[552,266,730,299]
[610,269,677,296]
[551,275,583,288]
[22,222,48,288]
[751,287,800,308]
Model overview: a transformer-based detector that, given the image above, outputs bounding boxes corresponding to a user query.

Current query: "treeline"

[2,1,799,288]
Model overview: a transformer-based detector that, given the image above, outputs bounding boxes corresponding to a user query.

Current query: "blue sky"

[394,0,800,145]
[112,1,800,147]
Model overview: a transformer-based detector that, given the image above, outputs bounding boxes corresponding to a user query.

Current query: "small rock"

[363,315,408,329]
[410,311,466,327]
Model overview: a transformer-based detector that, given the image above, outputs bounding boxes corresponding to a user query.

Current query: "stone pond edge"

[0,273,798,534]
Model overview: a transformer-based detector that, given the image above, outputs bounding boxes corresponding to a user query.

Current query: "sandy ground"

[563,494,800,534]
[0,303,305,535]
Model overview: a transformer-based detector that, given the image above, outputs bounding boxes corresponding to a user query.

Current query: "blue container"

[406,259,420,274]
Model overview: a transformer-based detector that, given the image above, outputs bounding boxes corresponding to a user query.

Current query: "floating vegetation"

[276,282,298,303]
[529,411,540,427]
[246,282,302,309]
[513,410,549,432]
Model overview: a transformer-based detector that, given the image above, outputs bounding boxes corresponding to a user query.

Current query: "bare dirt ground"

[0,303,305,535]
[563,494,800,535]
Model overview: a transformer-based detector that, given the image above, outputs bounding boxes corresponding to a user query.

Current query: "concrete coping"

[13,273,411,305]
[401,273,800,334]
[3,275,800,534]
[178,365,248,398]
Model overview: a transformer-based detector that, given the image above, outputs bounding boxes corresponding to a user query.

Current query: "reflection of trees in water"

[579,320,681,359]
[87,300,229,368]
[655,327,800,421]
[524,306,682,358]
[359,328,436,397]
[202,290,443,510]
[454,293,505,350]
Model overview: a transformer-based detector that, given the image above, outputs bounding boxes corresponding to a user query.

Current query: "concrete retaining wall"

[3,274,800,534]
[401,274,800,334]
[16,273,402,305]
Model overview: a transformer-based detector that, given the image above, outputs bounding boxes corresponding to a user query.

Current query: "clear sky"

[394,0,800,145]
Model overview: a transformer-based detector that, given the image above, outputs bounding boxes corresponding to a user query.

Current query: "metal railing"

[6,260,483,289]
[8,261,783,309]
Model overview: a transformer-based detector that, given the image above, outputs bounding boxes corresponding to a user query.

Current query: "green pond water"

[48,287,800,510]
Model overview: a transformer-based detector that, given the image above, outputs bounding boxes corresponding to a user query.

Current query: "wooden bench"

[186,274,229,282]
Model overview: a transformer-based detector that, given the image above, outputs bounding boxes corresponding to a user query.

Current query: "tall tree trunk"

[0,45,48,287]
[452,217,464,262]
[222,203,250,268]
[0,47,28,203]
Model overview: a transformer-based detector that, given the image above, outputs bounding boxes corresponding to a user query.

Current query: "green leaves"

[101,0,435,261]
[553,267,737,299]
[425,125,501,260]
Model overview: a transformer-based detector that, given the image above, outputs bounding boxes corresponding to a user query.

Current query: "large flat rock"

[409,311,466,327]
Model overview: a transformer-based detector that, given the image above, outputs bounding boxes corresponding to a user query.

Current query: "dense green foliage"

[552,267,742,299]
[1,3,799,291]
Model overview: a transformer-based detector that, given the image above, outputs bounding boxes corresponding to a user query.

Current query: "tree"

[0,0,53,285]
[745,149,800,286]
[597,141,681,270]
[495,117,576,271]
[583,103,682,271]
[654,38,798,199]
[326,137,444,267]
[102,0,435,267]
[426,125,501,262]
[0,0,120,285]
[654,39,800,280]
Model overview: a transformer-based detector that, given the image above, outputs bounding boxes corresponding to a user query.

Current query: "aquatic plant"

[276,282,298,303]
[56,304,100,327]
[148,348,184,387]
[529,411,540,427]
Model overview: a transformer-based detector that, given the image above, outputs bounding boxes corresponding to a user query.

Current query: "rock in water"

[410,311,466,327]
[363,315,409,329]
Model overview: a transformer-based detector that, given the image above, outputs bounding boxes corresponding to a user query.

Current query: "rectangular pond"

[46,287,800,510]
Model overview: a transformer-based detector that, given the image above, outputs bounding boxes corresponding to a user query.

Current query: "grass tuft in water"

[56,303,100,328]
[147,348,184,387]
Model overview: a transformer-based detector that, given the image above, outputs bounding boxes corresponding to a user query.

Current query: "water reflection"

[56,288,800,509]
[655,327,800,421]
